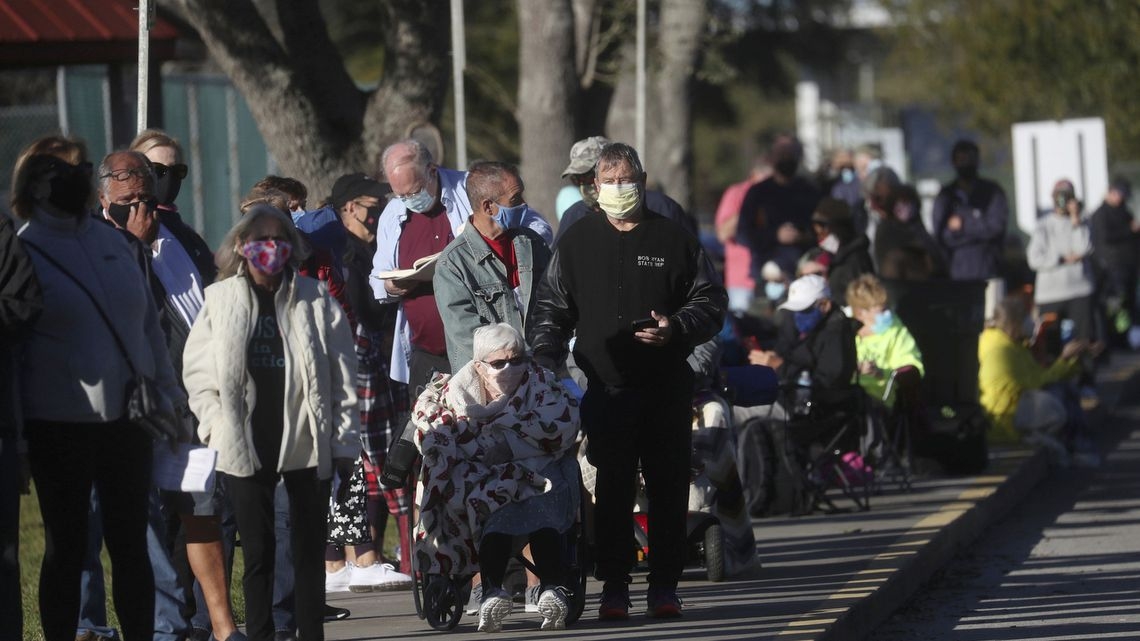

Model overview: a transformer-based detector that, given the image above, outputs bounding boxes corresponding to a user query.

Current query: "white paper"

[153,443,217,494]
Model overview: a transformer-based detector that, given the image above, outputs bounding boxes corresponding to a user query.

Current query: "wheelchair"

[406,460,591,632]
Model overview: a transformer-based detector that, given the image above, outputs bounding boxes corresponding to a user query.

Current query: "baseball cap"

[561,135,610,178]
[779,274,830,311]
[330,173,390,211]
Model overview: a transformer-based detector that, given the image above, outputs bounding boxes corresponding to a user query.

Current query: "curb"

[814,353,1140,641]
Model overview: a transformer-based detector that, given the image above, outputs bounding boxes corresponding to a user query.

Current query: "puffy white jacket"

[183,271,359,479]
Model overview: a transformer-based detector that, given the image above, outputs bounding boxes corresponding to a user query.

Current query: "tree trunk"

[517,0,579,224]
[651,0,706,216]
[161,0,449,201]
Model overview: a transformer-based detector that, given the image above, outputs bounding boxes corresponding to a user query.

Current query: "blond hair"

[216,204,310,279]
[129,128,182,162]
[845,274,888,311]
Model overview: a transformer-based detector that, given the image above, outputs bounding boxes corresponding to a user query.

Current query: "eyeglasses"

[100,167,151,182]
[481,355,529,370]
[153,162,188,180]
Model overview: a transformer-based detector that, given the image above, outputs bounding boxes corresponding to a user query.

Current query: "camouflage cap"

[561,135,610,178]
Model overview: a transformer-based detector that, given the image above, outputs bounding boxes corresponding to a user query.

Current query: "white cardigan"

[183,271,359,479]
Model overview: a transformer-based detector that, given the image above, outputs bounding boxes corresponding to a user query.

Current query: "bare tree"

[161,0,449,199]
[517,0,579,220]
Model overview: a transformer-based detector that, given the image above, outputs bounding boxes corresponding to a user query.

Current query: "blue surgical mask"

[871,309,894,334]
[400,186,435,213]
[764,281,787,301]
[793,306,825,334]
[493,202,528,230]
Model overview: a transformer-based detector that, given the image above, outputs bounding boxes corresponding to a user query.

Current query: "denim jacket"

[433,222,553,371]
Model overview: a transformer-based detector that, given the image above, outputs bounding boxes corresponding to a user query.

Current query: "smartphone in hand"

[630,317,657,331]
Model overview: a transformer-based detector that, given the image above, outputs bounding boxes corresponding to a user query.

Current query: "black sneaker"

[646,585,682,618]
[598,583,631,621]
[323,603,351,621]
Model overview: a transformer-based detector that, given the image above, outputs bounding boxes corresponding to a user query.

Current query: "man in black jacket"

[1090,177,1139,336]
[753,274,858,409]
[528,143,725,621]
[0,212,43,640]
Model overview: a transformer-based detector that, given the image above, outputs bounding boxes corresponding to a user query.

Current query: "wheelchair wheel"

[423,575,464,631]
[702,523,725,583]
[737,419,776,516]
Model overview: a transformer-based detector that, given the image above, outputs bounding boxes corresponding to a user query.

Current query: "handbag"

[379,419,419,489]
[22,240,181,442]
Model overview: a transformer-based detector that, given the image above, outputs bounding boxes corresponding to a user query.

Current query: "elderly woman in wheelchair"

[410,323,581,633]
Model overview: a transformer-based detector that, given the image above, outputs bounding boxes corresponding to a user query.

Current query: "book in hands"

[372,251,442,283]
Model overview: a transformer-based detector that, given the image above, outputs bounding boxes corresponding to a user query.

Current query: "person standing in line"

[0,204,43,641]
[1089,177,1139,341]
[529,142,725,621]
[930,139,1009,282]
[183,204,360,641]
[715,156,770,315]
[14,136,185,641]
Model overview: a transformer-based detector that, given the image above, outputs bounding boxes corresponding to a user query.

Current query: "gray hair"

[215,203,311,279]
[465,161,522,208]
[97,150,155,196]
[596,142,644,177]
[380,139,434,181]
[472,323,526,362]
[862,165,901,200]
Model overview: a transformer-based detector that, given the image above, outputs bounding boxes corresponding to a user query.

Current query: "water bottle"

[794,370,812,416]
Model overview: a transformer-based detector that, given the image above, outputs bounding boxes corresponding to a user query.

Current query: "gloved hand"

[481,439,513,466]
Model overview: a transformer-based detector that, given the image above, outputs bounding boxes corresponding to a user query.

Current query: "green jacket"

[854,317,924,405]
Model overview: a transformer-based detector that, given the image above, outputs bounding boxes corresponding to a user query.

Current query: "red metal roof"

[0,0,179,66]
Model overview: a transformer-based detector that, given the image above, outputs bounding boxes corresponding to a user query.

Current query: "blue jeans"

[79,488,190,640]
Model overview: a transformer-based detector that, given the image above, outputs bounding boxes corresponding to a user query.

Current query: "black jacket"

[344,233,395,335]
[0,214,43,437]
[828,234,874,306]
[776,305,857,407]
[1090,201,1138,272]
[528,209,726,389]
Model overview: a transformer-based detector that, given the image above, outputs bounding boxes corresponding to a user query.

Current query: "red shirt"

[479,229,520,288]
[398,206,453,355]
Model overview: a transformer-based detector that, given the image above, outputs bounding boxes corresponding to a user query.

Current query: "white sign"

[1011,118,1108,233]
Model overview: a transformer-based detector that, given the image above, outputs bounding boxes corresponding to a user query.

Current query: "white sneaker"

[349,562,412,592]
[478,587,512,633]
[537,587,569,631]
[326,565,351,593]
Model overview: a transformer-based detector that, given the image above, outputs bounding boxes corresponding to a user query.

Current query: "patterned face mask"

[239,239,292,276]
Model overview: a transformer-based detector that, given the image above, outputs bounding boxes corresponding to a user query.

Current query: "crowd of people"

[1,124,1130,641]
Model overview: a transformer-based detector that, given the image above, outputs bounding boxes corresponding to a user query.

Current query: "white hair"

[380,139,433,180]
[472,323,525,362]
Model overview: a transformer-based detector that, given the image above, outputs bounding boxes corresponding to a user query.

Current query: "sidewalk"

[323,352,1140,641]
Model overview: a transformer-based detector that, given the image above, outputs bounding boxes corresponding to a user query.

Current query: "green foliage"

[886,0,1140,159]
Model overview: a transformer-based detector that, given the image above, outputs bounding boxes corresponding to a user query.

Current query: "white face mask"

[479,359,529,399]
[819,233,840,254]
[596,183,641,219]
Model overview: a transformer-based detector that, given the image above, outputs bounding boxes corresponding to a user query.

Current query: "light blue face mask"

[493,202,528,230]
[872,309,894,334]
[400,186,434,213]
[764,281,787,301]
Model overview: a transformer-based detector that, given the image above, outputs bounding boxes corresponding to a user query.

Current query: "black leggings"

[25,419,155,641]
[478,528,564,591]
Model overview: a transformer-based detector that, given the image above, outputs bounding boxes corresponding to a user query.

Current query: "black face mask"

[955,164,978,181]
[774,158,799,178]
[46,161,94,215]
[107,198,158,228]
[152,162,186,206]
[361,204,382,236]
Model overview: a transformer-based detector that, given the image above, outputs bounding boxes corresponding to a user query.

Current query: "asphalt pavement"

[321,352,1140,641]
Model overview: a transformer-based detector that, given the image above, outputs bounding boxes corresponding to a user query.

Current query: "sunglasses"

[153,162,188,180]
[481,355,529,370]
[569,173,594,187]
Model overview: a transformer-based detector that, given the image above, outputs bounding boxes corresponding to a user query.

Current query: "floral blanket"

[411,361,579,576]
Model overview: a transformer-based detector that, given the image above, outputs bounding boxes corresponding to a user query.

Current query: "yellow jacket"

[977,328,1079,444]
[854,318,924,406]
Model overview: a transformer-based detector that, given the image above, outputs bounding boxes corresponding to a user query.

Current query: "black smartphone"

[630,317,657,331]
